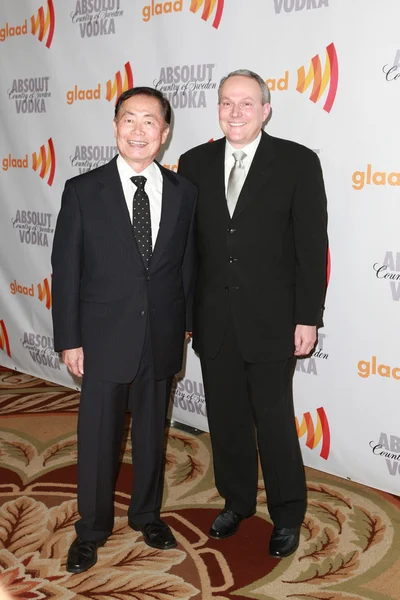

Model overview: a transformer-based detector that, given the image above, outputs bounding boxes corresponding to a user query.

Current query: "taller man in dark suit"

[178,70,327,558]
[52,87,197,573]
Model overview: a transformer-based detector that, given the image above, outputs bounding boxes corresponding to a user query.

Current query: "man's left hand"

[294,325,317,356]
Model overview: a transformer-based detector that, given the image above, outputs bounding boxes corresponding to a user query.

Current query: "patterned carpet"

[0,366,400,600]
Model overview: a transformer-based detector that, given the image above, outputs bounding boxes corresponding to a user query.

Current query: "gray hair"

[218,69,271,105]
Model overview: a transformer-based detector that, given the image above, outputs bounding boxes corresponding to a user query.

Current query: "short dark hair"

[114,87,171,125]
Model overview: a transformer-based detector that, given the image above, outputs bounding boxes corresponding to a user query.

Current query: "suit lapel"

[232,131,274,220]
[98,157,143,268]
[206,138,230,220]
[150,163,181,271]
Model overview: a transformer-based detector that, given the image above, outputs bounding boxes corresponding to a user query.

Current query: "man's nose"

[130,123,144,134]
[230,103,241,117]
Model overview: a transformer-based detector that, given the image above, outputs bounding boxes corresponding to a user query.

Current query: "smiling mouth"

[127,141,147,146]
[228,122,246,127]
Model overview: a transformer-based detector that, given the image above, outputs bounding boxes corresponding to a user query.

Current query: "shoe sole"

[129,522,178,550]
[208,509,257,539]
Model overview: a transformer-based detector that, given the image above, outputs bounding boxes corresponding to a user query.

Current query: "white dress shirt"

[116,155,163,250]
[224,132,262,195]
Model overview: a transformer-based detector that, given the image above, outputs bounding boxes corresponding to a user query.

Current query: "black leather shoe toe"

[129,519,177,550]
[209,508,256,539]
[66,536,106,573]
[269,526,300,558]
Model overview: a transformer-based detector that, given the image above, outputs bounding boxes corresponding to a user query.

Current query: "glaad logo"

[11,210,54,247]
[189,0,224,29]
[32,138,56,186]
[106,62,134,103]
[171,377,207,417]
[154,64,216,109]
[273,0,328,14]
[1,139,56,187]
[296,407,330,460]
[0,0,55,48]
[142,0,224,28]
[296,332,328,376]
[8,76,51,114]
[373,251,400,302]
[21,331,60,370]
[382,49,400,82]
[70,145,118,174]
[352,165,400,191]
[264,43,338,113]
[31,0,55,47]
[10,275,52,310]
[142,0,183,22]
[0,320,12,358]
[37,277,52,310]
[296,42,338,113]
[357,356,400,380]
[66,62,133,105]
[71,0,124,38]
[370,433,400,476]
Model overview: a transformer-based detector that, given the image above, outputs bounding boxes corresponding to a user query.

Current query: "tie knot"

[232,150,246,165]
[131,175,147,190]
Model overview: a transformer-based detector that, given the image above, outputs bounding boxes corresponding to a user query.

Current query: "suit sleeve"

[292,150,328,326]
[51,181,83,352]
[181,187,197,331]
[177,152,194,184]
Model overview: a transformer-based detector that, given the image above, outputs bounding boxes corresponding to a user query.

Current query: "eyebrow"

[220,96,254,102]
[122,110,159,118]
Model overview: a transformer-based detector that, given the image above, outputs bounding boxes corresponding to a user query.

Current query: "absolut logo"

[70,145,117,173]
[8,77,51,113]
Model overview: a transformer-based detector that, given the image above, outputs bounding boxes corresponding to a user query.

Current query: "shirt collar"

[225,131,262,163]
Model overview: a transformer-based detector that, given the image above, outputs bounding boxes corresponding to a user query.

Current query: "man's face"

[113,94,169,172]
[218,76,270,148]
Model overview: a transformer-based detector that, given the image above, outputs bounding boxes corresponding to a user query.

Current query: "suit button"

[140,310,146,317]
[146,276,151,281]
[229,257,238,263]
[227,228,236,235]
[225,286,229,292]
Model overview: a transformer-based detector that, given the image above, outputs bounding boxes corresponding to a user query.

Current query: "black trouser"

[201,318,306,528]
[75,326,173,541]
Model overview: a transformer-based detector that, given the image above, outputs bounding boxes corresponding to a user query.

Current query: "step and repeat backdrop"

[1,0,399,495]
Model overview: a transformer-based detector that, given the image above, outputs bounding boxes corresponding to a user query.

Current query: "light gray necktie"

[226,150,247,217]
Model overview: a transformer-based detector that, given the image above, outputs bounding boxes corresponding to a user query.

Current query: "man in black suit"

[178,70,327,558]
[52,87,197,573]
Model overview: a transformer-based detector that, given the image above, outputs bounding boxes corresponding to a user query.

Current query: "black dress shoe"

[269,526,300,558]
[209,508,256,539]
[129,518,177,550]
[66,536,107,573]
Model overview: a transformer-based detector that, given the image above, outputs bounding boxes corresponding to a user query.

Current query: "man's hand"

[62,347,84,377]
[294,325,316,357]
[184,331,192,341]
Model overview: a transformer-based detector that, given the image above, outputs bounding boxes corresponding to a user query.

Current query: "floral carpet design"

[0,366,400,600]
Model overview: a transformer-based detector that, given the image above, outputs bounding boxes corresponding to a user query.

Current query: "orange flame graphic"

[32,138,56,186]
[296,407,330,459]
[296,43,338,113]
[31,0,55,48]
[106,62,134,104]
[190,0,224,29]
[0,320,11,357]
[37,276,52,310]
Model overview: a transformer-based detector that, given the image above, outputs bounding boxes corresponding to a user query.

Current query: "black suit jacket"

[178,132,328,361]
[52,157,197,382]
